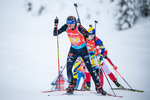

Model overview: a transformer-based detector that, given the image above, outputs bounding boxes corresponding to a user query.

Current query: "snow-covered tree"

[116,0,137,30]
[137,0,150,17]
[116,0,150,30]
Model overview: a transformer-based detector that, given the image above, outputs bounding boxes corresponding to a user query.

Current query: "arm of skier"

[78,25,89,38]
[95,37,105,61]
[53,18,68,36]
[106,57,118,70]
[53,24,68,36]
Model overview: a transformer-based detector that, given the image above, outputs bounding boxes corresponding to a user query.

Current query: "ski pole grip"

[95,20,98,24]
[89,25,92,27]
[74,3,78,7]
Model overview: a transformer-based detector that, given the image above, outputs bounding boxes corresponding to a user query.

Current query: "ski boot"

[66,84,74,94]
[113,80,124,89]
[73,78,77,89]
[82,85,90,90]
[82,82,90,90]
[96,85,107,95]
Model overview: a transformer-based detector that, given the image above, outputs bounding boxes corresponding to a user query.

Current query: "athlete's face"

[67,23,75,29]
[88,35,95,41]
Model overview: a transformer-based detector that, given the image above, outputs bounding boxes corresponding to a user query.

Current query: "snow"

[0,0,150,100]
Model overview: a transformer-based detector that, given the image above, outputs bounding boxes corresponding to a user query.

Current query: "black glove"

[51,82,56,85]
[54,18,59,25]
[84,32,89,38]
[99,57,103,64]
[77,18,80,24]
[103,54,107,59]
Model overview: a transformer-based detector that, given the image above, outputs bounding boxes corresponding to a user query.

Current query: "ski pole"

[101,67,116,96]
[56,16,61,90]
[98,60,116,96]
[90,45,116,96]
[106,56,132,89]
[50,64,67,91]
[94,20,98,42]
[74,3,81,24]
[74,3,91,56]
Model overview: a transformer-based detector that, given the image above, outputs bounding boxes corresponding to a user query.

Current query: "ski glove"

[99,54,103,64]
[84,32,89,38]
[77,18,80,24]
[99,58,103,64]
[51,82,56,85]
[54,18,59,25]
[103,54,107,59]
[100,54,103,60]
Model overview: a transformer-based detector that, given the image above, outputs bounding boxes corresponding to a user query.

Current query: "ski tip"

[112,88,144,93]
[107,93,123,98]
[115,96,123,98]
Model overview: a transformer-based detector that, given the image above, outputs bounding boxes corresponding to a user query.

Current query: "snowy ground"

[0,0,150,100]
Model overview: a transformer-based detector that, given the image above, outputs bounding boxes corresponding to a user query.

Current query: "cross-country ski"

[112,88,144,93]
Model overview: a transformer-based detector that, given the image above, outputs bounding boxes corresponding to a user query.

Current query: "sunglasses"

[66,19,75,24]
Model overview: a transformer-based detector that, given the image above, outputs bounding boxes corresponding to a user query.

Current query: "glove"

[51,82,56,85]
[84,32,89,38]
[99,57,103,64]
[99,54,103,62]
[54,17,59,25]
[103,54,107,59]
[77,18,80,24]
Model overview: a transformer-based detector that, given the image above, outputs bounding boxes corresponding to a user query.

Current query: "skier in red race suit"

[85,26,124,89]
[53,16,107,95]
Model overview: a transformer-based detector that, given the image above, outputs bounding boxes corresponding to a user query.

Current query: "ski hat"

[88,27,95,35]
[66,19,75,24]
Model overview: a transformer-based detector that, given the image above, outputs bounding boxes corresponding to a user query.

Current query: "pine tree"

[116,0,137,30]
[138,0,150,17]
[116,0,150,30]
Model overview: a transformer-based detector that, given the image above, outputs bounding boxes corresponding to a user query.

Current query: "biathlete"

[51,73,67,90]
[86,26,124,89]
[72,26,105,90]
[53,16,107,95]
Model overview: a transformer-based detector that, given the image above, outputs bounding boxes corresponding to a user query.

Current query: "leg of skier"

[74,71,82,90]
[92,54,104,87]
[80,47,107,95]
[66,47,78,94]
[82,72,91,90]
[101,60,124,89]
[73,57,83,88]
